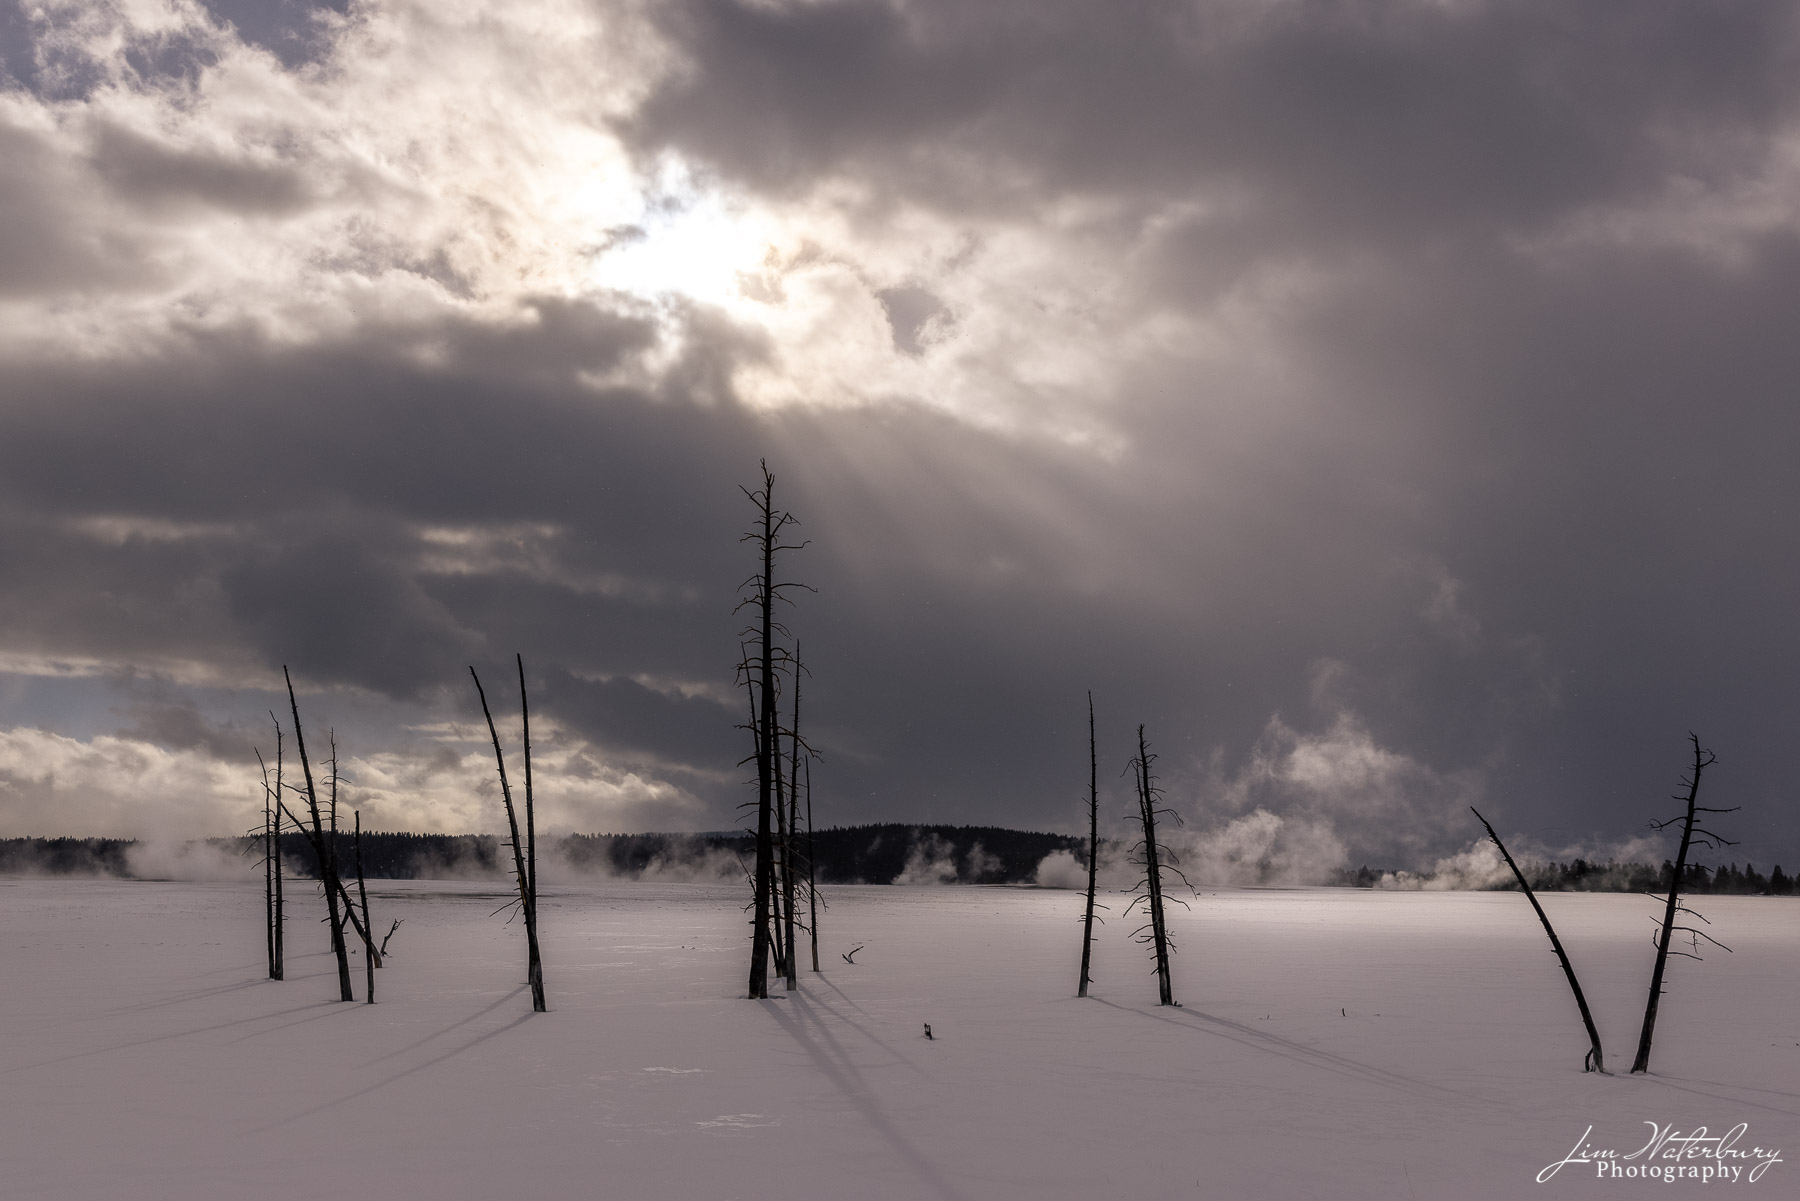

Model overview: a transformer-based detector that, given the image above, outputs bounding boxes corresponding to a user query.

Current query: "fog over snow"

[1,1,1797,870]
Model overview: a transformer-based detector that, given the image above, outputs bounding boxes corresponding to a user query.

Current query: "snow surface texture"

[0,880,1794,1199]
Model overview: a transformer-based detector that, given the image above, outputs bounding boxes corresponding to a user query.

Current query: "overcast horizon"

[2,0,1796,874]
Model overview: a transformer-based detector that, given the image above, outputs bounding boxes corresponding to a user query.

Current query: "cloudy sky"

[1,0,1795,872]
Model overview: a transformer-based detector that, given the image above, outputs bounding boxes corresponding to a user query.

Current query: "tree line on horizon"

[5,829,1796,895]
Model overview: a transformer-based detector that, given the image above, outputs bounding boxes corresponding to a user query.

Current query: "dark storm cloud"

[1,0,1796,869]
[632,0,1799,232]
[616,0,1800,859]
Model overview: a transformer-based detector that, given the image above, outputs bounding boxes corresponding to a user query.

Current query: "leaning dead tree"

[1471,807,1606,1073]
[735,460,809,999]
[1077,692,1105,998]
[470,656,546,1013]
[283,668,353,1001]
[1126,725,1189,1006]
[1631,734,1734,1075]
[278,739,384,980]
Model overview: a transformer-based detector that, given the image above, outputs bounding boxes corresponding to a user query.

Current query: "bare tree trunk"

[517,654,545,1013]
[280,794,381,970]
[1128,725,1185,1007]
[471,664,547,1013]
[355,811,375,1004]
[272,725,283,980]
[772,752,789,981]
[735,462,810,1000]
[260,746,275,980]
[742,464,779,1000]
[1632,734,1731,1074]
[1078,692,1100,998]
[805,756,820,973]
[1471,807,1605,1072]
[782,641,804,991]
[285,668,353,1002]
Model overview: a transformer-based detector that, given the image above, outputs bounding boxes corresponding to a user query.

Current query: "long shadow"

[365,986,530,1064]
[4,1000,341,1074]
[767,996,971,1201]
[96,976,271,1017]
[1633,1075,1800,1119]
[222,1001,367,1044]
[254,1011,537,1131]
[815,973,876,1021]
[1090,998,1487,1106]
[794,988,925,1076]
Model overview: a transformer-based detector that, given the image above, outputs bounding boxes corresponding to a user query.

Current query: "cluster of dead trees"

[1074,696,1192,1007]
[1476,733,1737,1075]
[253,661,542,1012]
[737,461,823,999]
[253,669,395,1003]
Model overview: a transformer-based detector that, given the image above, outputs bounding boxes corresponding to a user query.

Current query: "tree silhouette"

[1472,807,1606,1072]
[1077,692,1106,998]
[470,656,546,1013]
[1632,734,1734,1074]
[254,721,285,981]
[282,668,353,1001]
[735,461,809,1000]
[1126,725,1189,1006]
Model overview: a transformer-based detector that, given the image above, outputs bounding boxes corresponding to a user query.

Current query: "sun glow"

[587,165,780,312]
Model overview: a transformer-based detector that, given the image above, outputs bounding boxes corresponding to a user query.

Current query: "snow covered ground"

[1,878,1794,1199]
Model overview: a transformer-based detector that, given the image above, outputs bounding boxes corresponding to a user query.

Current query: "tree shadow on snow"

[1089,998,1489,1107]
[3,999,342,1075]
[254,998,537,1132]
[766,993,973,1201]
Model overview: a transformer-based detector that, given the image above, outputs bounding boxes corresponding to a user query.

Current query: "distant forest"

[1335,858,1800,896]
[2,831,1796,893]
[0,825,1082,886]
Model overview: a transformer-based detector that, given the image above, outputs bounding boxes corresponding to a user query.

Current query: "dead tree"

[470,658,546,1013]
[518,654,543,1007]
[1471,807,1606,1073]
[1126,725,1189,1006]
[1631,734,1734,1074]
[255,725,286,981]
[271,723,283,979]
[354,811,375,1004]
[781,640,814,990]
[804,756,821,972]
[771,748,790,982]
[1077,692,1106,998]
[284,668,353,1001]
[735,460,809,999]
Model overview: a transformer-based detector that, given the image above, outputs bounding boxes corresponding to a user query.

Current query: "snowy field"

[1,879,1794,1200]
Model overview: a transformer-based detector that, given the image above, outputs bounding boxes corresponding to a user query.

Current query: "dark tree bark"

[1078,692,1102,998]
[772,751,789,982]
[276,797,380,969]
[1471,807,1605,1073]
[272,725,283,980]
[355,811,375,1004]
[781,641,806,991]
[1127,726,1187,1007]
[285,668,353,1002]
[804,756,820,973]
[471,662,547,1013]
[517,654,545,1012]
[735,461,808,1000]
[1632,734,1734,1074]
[257,734,284,981]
